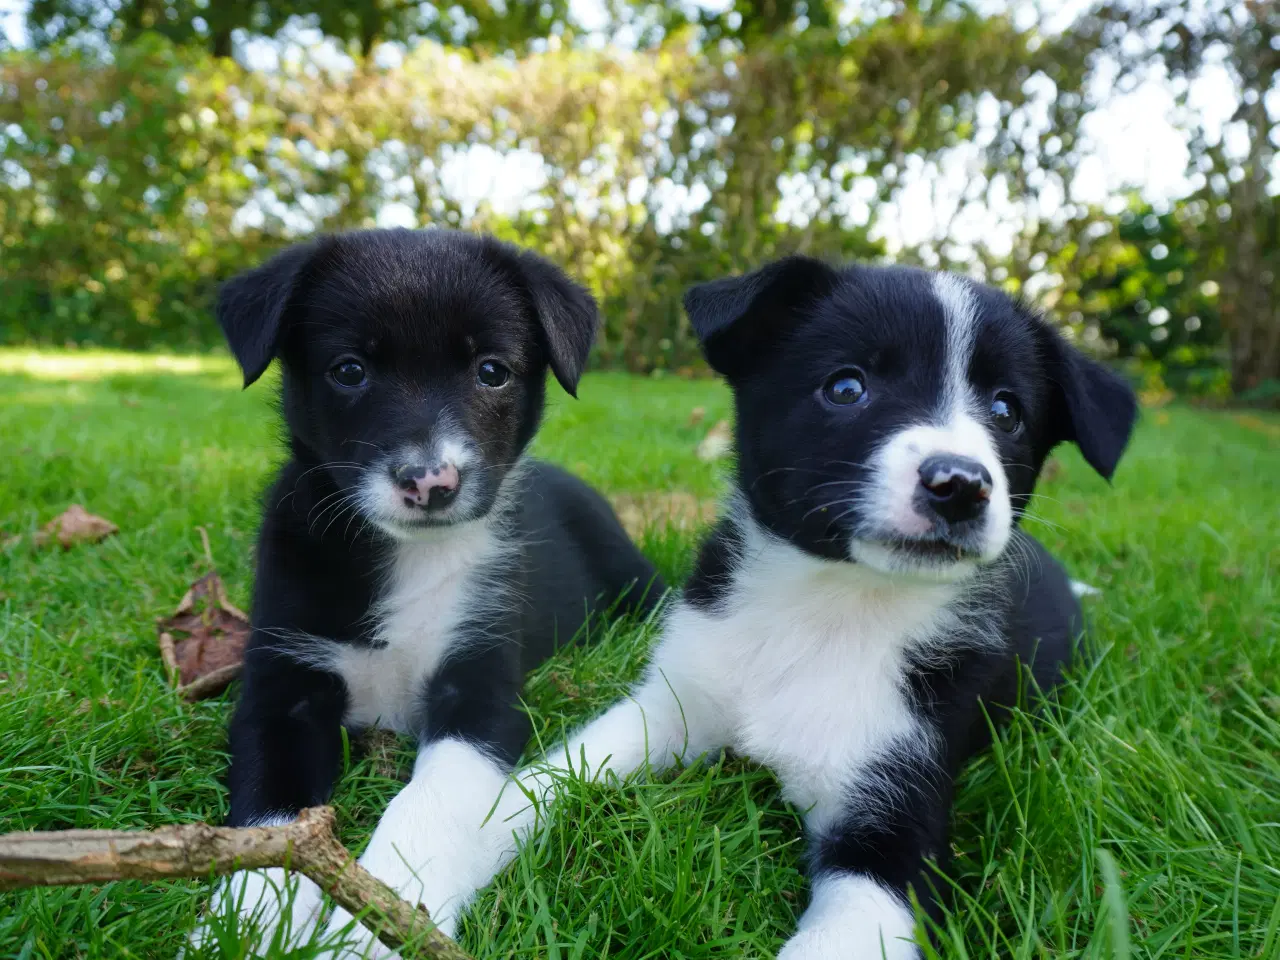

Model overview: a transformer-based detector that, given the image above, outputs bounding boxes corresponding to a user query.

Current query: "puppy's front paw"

[320,901,457,960]
[779,875,919,960]
[318,906,392,960]
[776,925,919,960]
[317,782,467,958]
[187,868,324,956]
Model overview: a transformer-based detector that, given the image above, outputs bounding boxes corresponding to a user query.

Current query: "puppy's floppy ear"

[216,241,322,388]
[683,256,839,377]
[511,250,598,397]
[1040,323,1138,481]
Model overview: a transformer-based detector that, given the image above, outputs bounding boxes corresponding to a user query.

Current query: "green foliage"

[1,8,1078,370]
[1064,1,1280,396]
[22,0,584,57]
[1015,200,1230,399]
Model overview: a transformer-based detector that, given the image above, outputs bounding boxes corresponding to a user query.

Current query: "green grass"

[1,348,1277,960]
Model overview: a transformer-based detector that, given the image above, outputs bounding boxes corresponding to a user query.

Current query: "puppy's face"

[217,229,596,540]
[686,258,1137,582]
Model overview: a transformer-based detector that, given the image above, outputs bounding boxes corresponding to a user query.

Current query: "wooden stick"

[0,807,472,960]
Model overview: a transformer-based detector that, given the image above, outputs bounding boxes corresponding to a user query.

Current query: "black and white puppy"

[422,257,1138,958]
[191,228,662,953]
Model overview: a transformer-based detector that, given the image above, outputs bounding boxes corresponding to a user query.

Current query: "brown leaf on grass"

[611,492,718,539]
[696,419,733,461]
[687,406,706,427]
[34,505,118,550]
[156,529,250,701]
[1039,459,1062,484]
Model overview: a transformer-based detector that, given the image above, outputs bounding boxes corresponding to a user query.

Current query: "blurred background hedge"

[1,1,1277,402]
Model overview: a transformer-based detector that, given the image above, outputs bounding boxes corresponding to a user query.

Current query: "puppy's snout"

[393,461,461,510]
[918,455,992,524]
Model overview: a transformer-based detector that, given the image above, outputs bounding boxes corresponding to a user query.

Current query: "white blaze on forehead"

[847,271,1013,575]
[931,272,980,418]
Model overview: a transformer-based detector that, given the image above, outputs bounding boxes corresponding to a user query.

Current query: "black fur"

[218,228,663,828]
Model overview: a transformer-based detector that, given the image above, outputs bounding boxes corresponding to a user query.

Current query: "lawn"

[0,348,1277,960]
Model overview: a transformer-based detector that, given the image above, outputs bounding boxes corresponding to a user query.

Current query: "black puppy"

[419,257,1137,958]
[190,228,662,953]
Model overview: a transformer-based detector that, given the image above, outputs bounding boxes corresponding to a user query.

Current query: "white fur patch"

[932,272,980,420]
[468,514,973,901]
[849,273,1012,576]
[654,519,951,830]
[362,428,483,536]
[319,520,505,732]
[321,738,512,956]
[776,873,919,959]
[858,415,1012,572]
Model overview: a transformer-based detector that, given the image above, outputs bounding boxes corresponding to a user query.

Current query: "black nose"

[918,455,993,524]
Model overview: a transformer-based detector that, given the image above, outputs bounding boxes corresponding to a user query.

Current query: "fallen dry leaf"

[696,419,733,462]
[35,505,118,550]
[1040,459,1062,484]
[687,406,706,427]
[611,492,719,539]
[157,529,250,700]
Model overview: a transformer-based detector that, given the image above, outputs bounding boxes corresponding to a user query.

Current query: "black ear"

[683,256,839,377]
[515,251,598,396]
[1041,325,1138,481]
[216,241,323,387]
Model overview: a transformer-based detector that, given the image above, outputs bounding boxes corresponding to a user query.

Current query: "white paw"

[320,898,457,959]
[1070,579,1101,598]
[318,832,462,957]
[779,875,920,960]
[317,906,396,959]
[188,868,324,955]
[776,925,919,960]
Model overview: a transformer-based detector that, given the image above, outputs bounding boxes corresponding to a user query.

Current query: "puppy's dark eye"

[822,369,868,406]
[991,392,1022,433]
[477,360,510,388]
[330,360,366,388]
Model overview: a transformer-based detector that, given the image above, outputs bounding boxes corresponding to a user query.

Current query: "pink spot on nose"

[398,461,460,509]
[424,462,459,494]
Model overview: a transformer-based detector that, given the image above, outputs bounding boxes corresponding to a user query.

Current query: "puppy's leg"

[321,642,530,956]
[323,642,725,957]
[190,657,346,953]
[778,746,951,960]
[468,657,729,908]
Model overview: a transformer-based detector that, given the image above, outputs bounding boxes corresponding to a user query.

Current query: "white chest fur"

[324,523,502,733]
[661,528,961,829]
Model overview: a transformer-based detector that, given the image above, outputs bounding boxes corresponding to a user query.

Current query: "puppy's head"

[217,229,596,539]
[685,257,1137,582]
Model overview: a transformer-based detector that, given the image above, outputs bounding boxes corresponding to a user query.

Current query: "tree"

[23,0,584,58]
[1075,0,1280,396]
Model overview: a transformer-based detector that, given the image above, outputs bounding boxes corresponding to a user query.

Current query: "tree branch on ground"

[0,806,474,960]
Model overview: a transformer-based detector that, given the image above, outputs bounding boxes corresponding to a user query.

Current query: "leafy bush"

[1,11,1082,369]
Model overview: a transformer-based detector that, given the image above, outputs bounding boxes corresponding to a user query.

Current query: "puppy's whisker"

[802,495,869,524]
